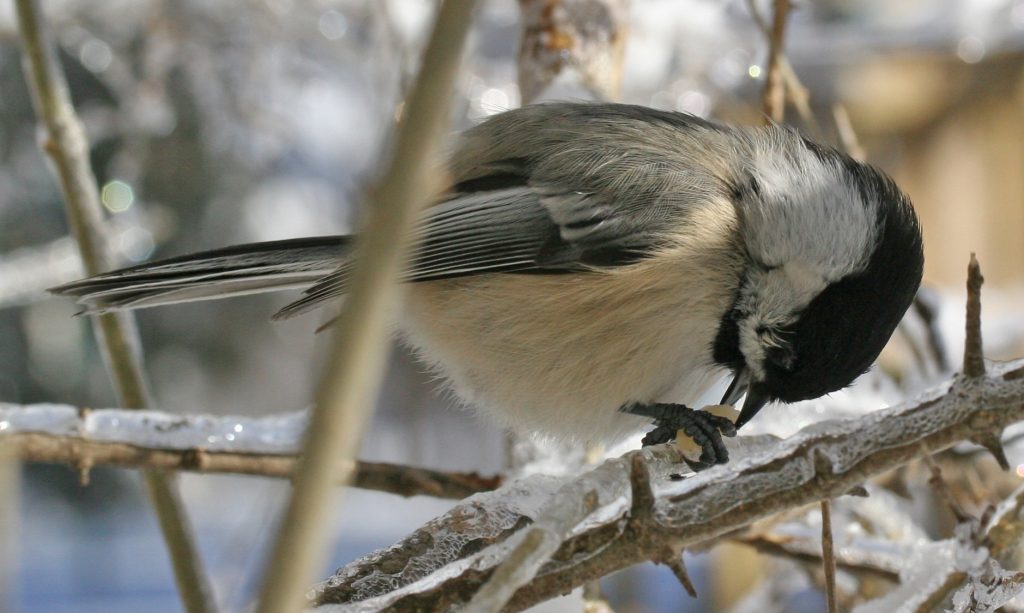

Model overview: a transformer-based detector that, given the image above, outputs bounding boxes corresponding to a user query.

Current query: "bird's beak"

[720,366,771,430]
[720,366,750,406]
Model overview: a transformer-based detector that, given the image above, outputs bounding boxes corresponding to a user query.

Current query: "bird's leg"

[622,403,737,470]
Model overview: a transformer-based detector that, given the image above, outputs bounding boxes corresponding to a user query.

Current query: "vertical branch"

[253,2,476,612]
[746,0,816,134]
[819,500,838,613]
[13,3,216,612]
[963,254,985,378]
[761,0,791,123]
[0,447,17,612]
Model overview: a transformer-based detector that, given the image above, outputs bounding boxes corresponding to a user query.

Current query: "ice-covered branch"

[0,404,500,500]
[854,481,1024,613]
[312,358,1024,611]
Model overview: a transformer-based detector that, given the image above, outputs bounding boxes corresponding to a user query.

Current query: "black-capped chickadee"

[54,103,924,468]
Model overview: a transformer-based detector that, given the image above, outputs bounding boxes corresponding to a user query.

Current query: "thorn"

[973,434,1010,471]
[963,253,985,378]
[660,548,698,598]
[77,457,92,487]
[627,452,655,518]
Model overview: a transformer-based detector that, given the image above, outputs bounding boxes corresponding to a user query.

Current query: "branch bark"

[14,3,214,611]
[746,0,817,135]
[820,500,838,613]
[313,358,1024,611]
[761,0,791,123]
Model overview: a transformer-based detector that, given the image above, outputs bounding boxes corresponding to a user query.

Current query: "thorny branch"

[312,355,1024,610]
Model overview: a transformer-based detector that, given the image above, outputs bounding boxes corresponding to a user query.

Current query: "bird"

[53,102,924,469]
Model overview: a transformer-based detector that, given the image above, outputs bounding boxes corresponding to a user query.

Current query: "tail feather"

[51,236,350,313]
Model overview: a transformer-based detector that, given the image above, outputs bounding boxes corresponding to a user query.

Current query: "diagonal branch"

[252,2,477,612]
[312,357,1024,611]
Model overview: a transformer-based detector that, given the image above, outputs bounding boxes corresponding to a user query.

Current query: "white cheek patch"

[743,140,880,283]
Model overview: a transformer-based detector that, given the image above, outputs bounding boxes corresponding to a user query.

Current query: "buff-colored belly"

[401,243,742,443]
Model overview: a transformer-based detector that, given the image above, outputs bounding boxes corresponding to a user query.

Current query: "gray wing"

[273,103,732,320]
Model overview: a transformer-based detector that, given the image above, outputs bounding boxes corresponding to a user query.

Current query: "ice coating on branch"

[0,403,79,435]
[0,402,308,453]
[313,450,683,610]
[653,382,954,529]
[853,540,960,613]
[949,558,1024,613]
[856,520,1024,613]
[312,474,566,610]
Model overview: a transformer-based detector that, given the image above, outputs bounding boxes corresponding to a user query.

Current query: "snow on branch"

[311,358,1024,611]
[0,404,500,499]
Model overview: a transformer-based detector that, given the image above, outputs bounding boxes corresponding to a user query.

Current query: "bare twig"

[761,0,791,123]
[13,3,214,611]
[735,531,900,582]
[746,0,817,134]
[964,253,986,378]
[253,2,476,612]
[1,424,500,501]
[924,456,971,522]
[819,500,838,613]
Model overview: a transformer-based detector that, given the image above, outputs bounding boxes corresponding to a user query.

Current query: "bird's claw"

[626,403,737,471]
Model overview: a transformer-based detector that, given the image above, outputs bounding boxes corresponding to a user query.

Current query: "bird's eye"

[765,345,797,372]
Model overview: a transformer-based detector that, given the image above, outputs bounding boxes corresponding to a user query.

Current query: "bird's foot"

[623,403,737,471]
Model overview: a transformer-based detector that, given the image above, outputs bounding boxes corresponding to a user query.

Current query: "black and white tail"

[52,236,350,316]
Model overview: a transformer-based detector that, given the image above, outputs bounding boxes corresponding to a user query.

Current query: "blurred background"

[1,0,1023,611]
